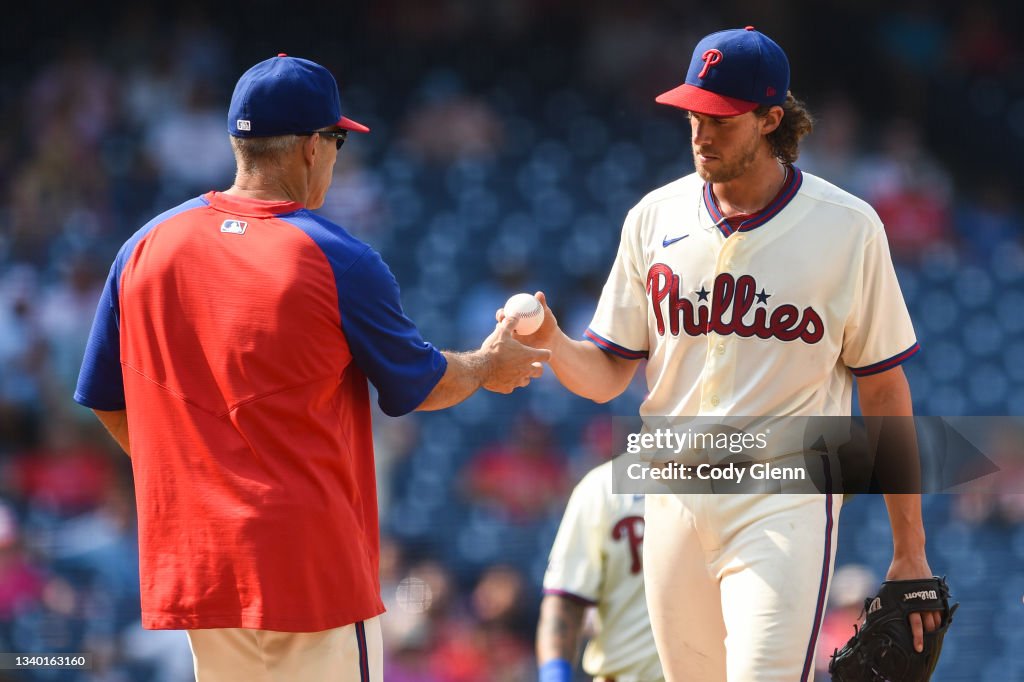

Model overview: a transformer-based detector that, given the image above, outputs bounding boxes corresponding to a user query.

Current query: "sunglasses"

[300,129,348,150]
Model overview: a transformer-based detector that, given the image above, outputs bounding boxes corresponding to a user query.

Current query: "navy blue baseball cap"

[656,26,789,117]
[228,53,369,137]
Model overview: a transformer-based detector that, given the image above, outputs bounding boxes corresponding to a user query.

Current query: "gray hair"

[229,134,305,174]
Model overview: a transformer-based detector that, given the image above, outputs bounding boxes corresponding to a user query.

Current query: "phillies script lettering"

[647,265,824,343]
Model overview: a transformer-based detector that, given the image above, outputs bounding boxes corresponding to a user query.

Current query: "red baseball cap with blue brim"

[228,54,369,137]
[656,26,789,117]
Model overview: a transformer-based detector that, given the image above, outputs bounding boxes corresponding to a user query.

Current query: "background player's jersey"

[585,168,918,419]
[543,461,664,681]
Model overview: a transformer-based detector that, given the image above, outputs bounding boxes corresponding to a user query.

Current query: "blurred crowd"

[1,2,1023,680]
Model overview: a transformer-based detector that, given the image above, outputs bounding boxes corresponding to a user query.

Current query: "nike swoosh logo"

[662,234,689,247]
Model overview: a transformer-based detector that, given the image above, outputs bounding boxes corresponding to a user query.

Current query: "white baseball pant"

[187,616,382,682]
[644,491,841,681]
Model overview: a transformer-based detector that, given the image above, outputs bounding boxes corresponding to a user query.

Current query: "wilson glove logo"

[903,590,938,601]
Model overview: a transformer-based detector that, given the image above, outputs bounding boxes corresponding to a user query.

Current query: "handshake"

[478,291,555,395]
[419,291,564,411]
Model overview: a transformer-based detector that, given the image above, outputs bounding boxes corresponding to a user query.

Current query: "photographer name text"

[626,462,806,483]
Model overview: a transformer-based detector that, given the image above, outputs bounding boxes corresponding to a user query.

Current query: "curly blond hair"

[756,93,814,164]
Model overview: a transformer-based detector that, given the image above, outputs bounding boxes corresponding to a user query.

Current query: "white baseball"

[503,293,544,335]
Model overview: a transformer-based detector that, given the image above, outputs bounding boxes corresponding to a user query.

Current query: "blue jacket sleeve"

[74,260,125,410]
[337,248,447,416]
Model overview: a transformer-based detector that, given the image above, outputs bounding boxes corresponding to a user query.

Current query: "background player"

[510,27,939,681]
[537,459,664,682]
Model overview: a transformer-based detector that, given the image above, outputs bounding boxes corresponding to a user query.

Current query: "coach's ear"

[301,133,320,168]
[759,105,784,135]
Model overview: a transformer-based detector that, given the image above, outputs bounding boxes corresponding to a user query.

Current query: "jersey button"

[710,395,720,407]
[716,343,725,355]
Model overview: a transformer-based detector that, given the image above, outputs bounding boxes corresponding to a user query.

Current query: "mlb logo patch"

[221,220,247,235]
[236,119,251,131]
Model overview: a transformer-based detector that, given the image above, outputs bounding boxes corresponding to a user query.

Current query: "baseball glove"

[829,576,958,682]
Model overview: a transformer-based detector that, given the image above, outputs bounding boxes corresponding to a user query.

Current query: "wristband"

[538,658,572,682]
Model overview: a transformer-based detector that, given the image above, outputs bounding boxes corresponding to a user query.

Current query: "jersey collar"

[202,191,305,217]
[702,165,803,237]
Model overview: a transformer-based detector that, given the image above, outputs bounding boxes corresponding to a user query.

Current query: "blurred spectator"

[122,49,187,130]
[8,576,85,656]
[143,81,234,197]
[9,425,115,518]
[396,560,486,682]
[951,4,1016,77]
[379,539,445,680]
[0,266,46,448]
[368,0,470,44]
[873,182,952,262]
[44,477,138,608]
[456,267,530,349]
[37,254,105,418]
[373,412,421,518]
[953,181,1022,262]
[878,4,949,74]
[471,564,531,637]
[319,150,389,240]
[6,139,111,265]
[559,274,609,342]
[426,565,533,682]
[567,414,617,480]
[877,3,950,116]
[400,71,505,164]
[380,565,436,679]
[119,625,194,682]
[581,5,691,99]
[954,423,1024,525]
[168,8,231,86]
[427,619,492,682]
[8,46,116,265]
[798,94,871,197]
[26,43,116,150]
[461,414,570,524]
[863,119,955,262]
[0,504,45,628]
[815,564,878,680]
[469,565,533,680]
[385,633,438,682]
[408,560,459,626]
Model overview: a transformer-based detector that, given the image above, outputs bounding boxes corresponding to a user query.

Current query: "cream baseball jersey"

[585,167,918,419]
[543,461,664,681]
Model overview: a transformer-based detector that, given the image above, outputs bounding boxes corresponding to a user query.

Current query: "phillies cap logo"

[698,49,723,79]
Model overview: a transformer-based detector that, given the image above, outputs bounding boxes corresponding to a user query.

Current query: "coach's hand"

[496,291,561,348]
[480,317,551,393]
